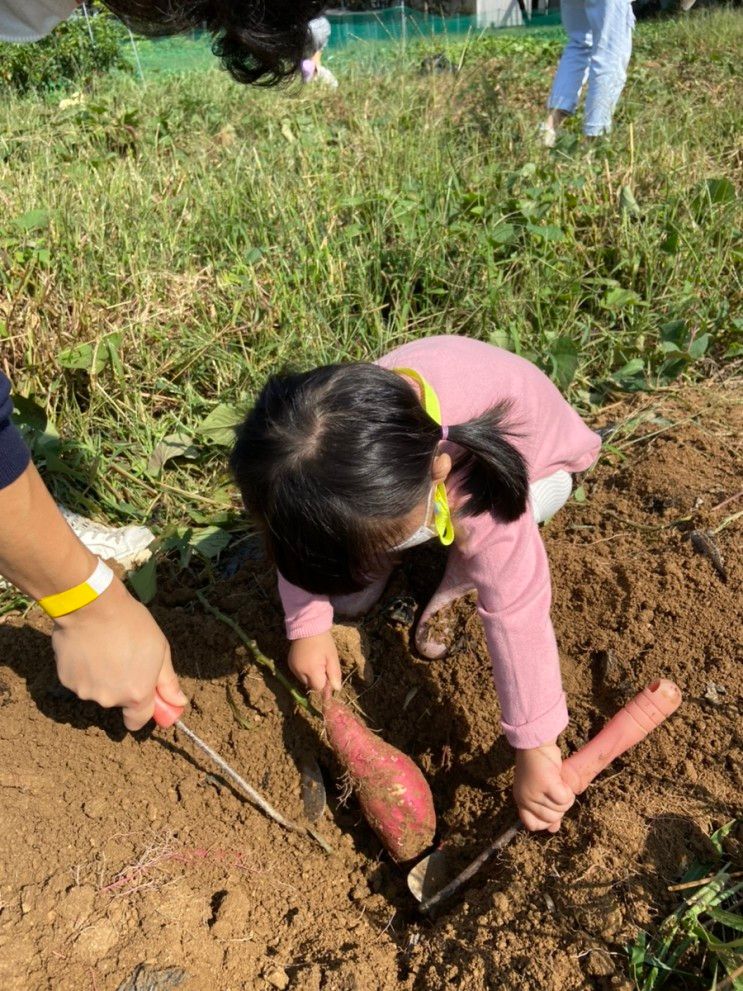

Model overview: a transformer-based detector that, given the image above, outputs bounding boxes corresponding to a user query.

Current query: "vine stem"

[195,590,322,720]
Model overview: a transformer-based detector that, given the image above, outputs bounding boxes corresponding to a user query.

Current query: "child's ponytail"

[446,403,529,522]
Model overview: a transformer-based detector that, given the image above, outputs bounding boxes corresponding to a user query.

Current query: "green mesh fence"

[326,6,561,48]
[131,7,563,77]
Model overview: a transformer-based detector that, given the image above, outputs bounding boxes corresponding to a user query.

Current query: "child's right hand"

[513,741,575,833]
[288,632,343,693]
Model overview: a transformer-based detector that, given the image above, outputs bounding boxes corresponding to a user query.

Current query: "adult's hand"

[52,577,186,730]
[0,462,186,730]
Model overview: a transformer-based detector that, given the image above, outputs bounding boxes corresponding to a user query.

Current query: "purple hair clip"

[441,425,449,441]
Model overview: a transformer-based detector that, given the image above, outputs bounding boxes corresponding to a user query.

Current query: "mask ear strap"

[434,483,455,545]
[394,367,455,547]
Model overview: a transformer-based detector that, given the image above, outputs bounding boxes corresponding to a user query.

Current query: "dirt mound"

[0,381,740,991]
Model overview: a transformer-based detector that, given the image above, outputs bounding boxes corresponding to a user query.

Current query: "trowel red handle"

[153,692,185,729]
[561,679,681,795]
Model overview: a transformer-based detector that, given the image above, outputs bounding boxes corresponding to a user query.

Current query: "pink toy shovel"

[408,679,682,912]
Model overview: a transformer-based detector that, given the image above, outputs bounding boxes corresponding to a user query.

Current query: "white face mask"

[0,0,77,44]
[391,487,438,552]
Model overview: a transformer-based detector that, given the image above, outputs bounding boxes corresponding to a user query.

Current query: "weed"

[628,821,743,990]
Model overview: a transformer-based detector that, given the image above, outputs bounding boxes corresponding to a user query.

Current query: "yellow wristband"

[38,559,114,619]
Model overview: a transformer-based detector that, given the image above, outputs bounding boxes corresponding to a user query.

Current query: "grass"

[0,10,740,572]
[628,821,743,990]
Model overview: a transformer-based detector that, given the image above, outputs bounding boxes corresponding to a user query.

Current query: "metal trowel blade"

[407,847,455,902]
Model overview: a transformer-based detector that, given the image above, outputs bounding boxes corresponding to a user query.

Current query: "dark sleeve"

[0,371,31,490]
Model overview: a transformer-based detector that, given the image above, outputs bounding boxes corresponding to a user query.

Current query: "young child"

[300,15,338,89]
[231,336,601,833]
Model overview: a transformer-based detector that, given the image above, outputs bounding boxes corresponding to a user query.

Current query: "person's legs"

[545,0,593,140]
[583,0,635,136]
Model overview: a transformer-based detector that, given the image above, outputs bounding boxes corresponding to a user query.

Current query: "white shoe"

[539,122,557,148]
[57,506,155,571]
[316,65,338,89]
[529,470,573,525]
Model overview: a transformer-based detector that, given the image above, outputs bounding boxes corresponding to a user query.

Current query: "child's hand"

[513,742,575,833]
[288,632,343,693]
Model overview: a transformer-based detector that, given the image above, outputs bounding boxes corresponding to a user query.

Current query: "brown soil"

[0,381,740,991]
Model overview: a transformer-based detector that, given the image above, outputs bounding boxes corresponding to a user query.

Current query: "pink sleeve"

[463,514,568,750]
[277,572,334,640]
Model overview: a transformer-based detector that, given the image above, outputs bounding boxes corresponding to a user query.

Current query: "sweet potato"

[322,695,436,862]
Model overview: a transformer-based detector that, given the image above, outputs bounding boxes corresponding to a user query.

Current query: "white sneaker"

[539,122,557,148]
[316,65,339,90]
[57,506,155,571]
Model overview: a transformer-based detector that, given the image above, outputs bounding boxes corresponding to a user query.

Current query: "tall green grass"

[0,11,740,544]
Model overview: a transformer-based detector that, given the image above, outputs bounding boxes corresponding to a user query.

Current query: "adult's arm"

[0,373,186,729]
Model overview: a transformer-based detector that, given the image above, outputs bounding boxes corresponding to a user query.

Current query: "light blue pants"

[548,0,636,136]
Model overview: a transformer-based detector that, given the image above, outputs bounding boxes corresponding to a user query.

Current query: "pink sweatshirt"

[278,336,601,749]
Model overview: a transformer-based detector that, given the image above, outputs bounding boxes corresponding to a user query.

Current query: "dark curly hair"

[101,1,326,84]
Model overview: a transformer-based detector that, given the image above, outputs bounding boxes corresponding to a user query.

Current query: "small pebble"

[264,967,290,990]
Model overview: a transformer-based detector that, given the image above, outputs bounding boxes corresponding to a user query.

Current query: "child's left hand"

[513,742,575,833]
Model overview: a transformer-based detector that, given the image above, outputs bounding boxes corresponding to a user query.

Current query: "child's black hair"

[231,363,528,595]
[101,1,325,85]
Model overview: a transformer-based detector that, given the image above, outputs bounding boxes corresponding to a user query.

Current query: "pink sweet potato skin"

[323,696,436,862]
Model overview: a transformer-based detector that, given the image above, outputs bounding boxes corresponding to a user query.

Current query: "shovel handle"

[561,679,681,795]
[417,679,682,913]
[153,692,185,729]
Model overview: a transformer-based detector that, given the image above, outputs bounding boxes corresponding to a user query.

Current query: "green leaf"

[612,358,646,390]
[526,223,564,242]
[197,403,243,447]
[603,287,643,310]
[550,336,579,390]
[706,907,743,933]
[710,820,737,856]
[688,333,710,360]
[488,222,517,245]
[660,225,680,255]
[704,178,736,206]
[14,208,50,232]
[619,185,641,218]
[488,329,512,351]
[660,320,688,347]
[58,332,122,374]
[11,394,47,433]
[693,177,736,222]
[128,557,157,604]
[659,357,688,383]
[146,432,197,476]
[189,525,231,560]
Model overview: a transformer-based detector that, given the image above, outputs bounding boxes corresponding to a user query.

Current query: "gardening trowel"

[407,679,682,911]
